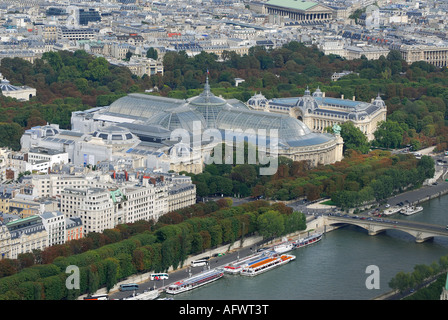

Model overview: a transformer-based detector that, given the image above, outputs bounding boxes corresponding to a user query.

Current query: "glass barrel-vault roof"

[145,108,206,132]
[106,93,185,120]
[216,109,313,141]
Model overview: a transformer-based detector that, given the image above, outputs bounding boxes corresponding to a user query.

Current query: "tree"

[387,50,403,62]
[125,50,133,61]
[146,47,158,60]
[42,51,63,72]
[373,120,405,149]
[84,57,110,81]
[417,155,435,180]
[104,258,119,292]
[0,122,24,150]
[340,121,370,154]
[389,271,413,293]
[257,210,285,240]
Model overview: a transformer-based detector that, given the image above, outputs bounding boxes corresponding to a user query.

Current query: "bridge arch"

[325,217,440,243]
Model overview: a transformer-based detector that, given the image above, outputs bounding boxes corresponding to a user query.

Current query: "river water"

[172,195,448,300]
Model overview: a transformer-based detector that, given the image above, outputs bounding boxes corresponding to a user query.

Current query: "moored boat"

[223,252,266,274]
[383,206,401,216]
[272,241,294,254]
[122,289,160,300]
[165,269,224,295]
[400,205,423,216]
[240,254,295,277]
[293,233,322,249]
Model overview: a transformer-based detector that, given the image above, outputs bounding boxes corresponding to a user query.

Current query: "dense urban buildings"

[0,0,447,69]
[0,168,196,258]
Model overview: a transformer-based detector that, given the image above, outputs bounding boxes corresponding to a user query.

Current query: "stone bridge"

[324,215,448,243]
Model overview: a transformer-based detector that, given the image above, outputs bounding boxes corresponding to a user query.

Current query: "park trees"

[257,210,285,240]
[339,121,370,154]
[373,120,405,149]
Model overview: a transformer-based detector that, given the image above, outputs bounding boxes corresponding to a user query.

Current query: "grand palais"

[19,80,389,174]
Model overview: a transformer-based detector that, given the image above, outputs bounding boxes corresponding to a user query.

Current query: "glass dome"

[92,126,138,144]
[42,125,59,137]
[145,107,206,132]
[296,87,319,111]
[247,92,269,108]
[186,77,228,128]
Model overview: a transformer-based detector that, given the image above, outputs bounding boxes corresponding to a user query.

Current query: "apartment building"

[60,187,114,236]
[6,215,47,260]
[37,25,59,43]
[8,198,43,218]
[0,221,11,260]
[41,211,66,247]
[110,179,167,225]
[28,148,68,168]
[58,26,96,41]
[66,217,83,241]
[168,183,196,212]
[400,45,448,68]
[21,173,99,198]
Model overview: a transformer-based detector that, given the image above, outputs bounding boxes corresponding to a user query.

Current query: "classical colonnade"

[265,6,332,22]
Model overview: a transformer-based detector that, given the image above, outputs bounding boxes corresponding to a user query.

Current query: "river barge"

[165,269,224,295]
[240,254,295,277]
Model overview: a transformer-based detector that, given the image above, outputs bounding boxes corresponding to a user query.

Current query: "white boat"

[223,252,266,274]
[400,206,423,216]
[123,289,160,300]
[273,241,294,254]
[383,206,401,216]
[293,233,322,248]
[165,269,224,295]
[240,254,295,277]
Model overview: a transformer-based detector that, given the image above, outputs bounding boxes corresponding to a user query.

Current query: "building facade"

[6,215,47,260]
[400,45,448,68]
[60,187,114,236]
[41,211,66,247]
[0,221,11,260]
[248,87,387,142]
[66,217,83,241]
[258,0,333,24]
[0,73,36,101]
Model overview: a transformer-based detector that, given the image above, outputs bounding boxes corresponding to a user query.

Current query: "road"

[386,180,448,208]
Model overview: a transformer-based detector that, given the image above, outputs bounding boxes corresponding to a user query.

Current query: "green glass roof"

[265,0,318,11]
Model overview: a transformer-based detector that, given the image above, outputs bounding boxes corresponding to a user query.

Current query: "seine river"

[171,194,448,300]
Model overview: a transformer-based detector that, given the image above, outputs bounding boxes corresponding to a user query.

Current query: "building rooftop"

[264,0,319,11]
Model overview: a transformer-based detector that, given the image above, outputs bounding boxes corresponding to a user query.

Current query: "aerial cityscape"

[0,0,448,307]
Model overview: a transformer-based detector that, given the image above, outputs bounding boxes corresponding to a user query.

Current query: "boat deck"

[247,257,277,269]
[171,269,222,287]
[225,253,265,269]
